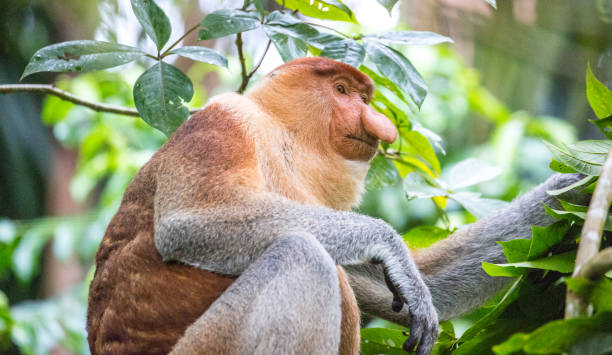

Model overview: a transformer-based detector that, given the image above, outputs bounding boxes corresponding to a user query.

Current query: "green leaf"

[492,333,530,355]
[499,312,612,354]
[264,11,343,50]
[375,0,399,14]
[527,221,570,259]
[133,61,194,136]
[366,31,453,46]
[12,223,54,283]
[360,328,408,355]
[264,27,307,62]
[589,115,612,139]
[252,0,265,17]
[493,250,576,273]
[364,39,427,108]
[565,277,612,312]
[449,192,508,218]
[402,173,446,200]
[544,141,602,176]
[459,277,523,342]
[168,46,228,67]
[274,0,357,23]
[565,140,611,165]
[403,226,451,248]
[361,65,411,107]
[482,262,526,277]
[21,41,145,79]
[198,9,260,40]
[586,63,612,119]
[399,130,440,175]
[547,175,595,196]
[320,39,365,68]
[365,155,401,191]
[447,158,502,190]
[130,0,171,51]
[498,238,531,263]
[0,219,16,244]
[549,159,578,174]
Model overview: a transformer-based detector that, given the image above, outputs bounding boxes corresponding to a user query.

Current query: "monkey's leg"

[170,232,342,355]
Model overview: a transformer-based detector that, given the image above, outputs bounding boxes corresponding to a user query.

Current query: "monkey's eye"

[361,96,368,104]
[336,84,346,94]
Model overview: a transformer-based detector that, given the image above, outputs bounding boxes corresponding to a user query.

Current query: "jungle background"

[0,0,611,354]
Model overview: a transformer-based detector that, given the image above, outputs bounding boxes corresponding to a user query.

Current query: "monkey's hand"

[371,233,439,355]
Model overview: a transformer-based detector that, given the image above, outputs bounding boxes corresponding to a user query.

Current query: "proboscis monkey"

[86,57,583,355]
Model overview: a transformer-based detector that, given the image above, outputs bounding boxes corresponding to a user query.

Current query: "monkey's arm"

[346,173,585,323]
[154,194,438,353]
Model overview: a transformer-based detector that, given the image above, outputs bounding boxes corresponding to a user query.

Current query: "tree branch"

[578,247,612,280]
[235,33,249,94]
[0,84,200,116]
[161,22,202,58]
[565,144,612,318]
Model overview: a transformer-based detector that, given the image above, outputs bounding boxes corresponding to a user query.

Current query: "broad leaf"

[486,250,576,275]
[402,173,446,200]
[447,158,502,190]
[365,155,401,191]
[131,0,171,51]
[320,39,365,68]
[589,115,612,139]
[21,41,145,79]
[263,25,308,62]
[544,141,602,176]
[264,11,343,50]
[366,31,453,46]
[360,328,407,355]
[403,226,451,249]
[565,277,612,312]
[375,0,399,14]
[133,61,194,136]
[586,63,612,119]
[274,0,357,23]
[549,159,579,174]
[399,130,440,174]
[547,175,595,195]
[361,65,411,106]
[169,46,228,67]
[198,9,260,40]
[449,191,508,218]
[527,221,570,259]
[565,140,611,165]
[364,39,427,108]
[498,238,531,263]
[252,0,265,17]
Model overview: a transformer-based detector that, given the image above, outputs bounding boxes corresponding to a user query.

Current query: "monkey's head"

[248,57,397,162]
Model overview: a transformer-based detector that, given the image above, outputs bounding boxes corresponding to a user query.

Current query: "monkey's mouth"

[346,134,379,149]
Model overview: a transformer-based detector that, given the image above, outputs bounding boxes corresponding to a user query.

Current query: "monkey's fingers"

[382,268,404,312]
[402,324,420,353]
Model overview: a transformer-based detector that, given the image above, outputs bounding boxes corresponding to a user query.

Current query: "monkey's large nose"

[362,108,398,143]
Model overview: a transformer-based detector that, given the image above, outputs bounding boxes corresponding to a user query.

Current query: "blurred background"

[0,0,611,353]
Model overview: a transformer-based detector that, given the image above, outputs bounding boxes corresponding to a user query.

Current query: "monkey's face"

[328,77,397,161]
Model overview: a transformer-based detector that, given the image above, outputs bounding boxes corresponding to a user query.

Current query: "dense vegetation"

[0,0,610,354]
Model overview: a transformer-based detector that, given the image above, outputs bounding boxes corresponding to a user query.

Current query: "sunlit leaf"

[589,115,612,139]
[547,175,595,196]
[364,39,427,108]
[130,0,171,51]
[586,63,612,119]
[447,158,502,190]
[0,219,16,244]
[264,11,343,50]
[544,141,602,176]
[361,65,411,107]
[263,25,308,62]
[402,173,446,200]
[403,226,451,249]
[168,46,228,67]
[198,9,260,40]
[549,159,578,174]
[365,155,401,191]
[449,192,508,218]
[21,41,145,79]
[320,39,365,68]
[366,31,453,46]
[274,0,357,23]
[485,250,576,276]
[133,61,194,136]
[399,129,440,175]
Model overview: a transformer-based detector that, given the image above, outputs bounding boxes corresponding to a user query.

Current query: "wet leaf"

[130,0,172,51]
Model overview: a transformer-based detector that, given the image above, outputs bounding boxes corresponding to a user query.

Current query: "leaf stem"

[0,84,200,116]
[160,22,202,58]
[565,144,612,318]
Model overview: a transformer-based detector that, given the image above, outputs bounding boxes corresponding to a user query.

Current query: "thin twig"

[565,145,612,318]
[161,22,202,58]
[578,247,612,280]
[0,84,200,116]
[248,40,272,77]
[235,33,249,94]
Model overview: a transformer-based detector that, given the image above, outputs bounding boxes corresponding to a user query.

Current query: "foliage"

[1,0,610,354]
